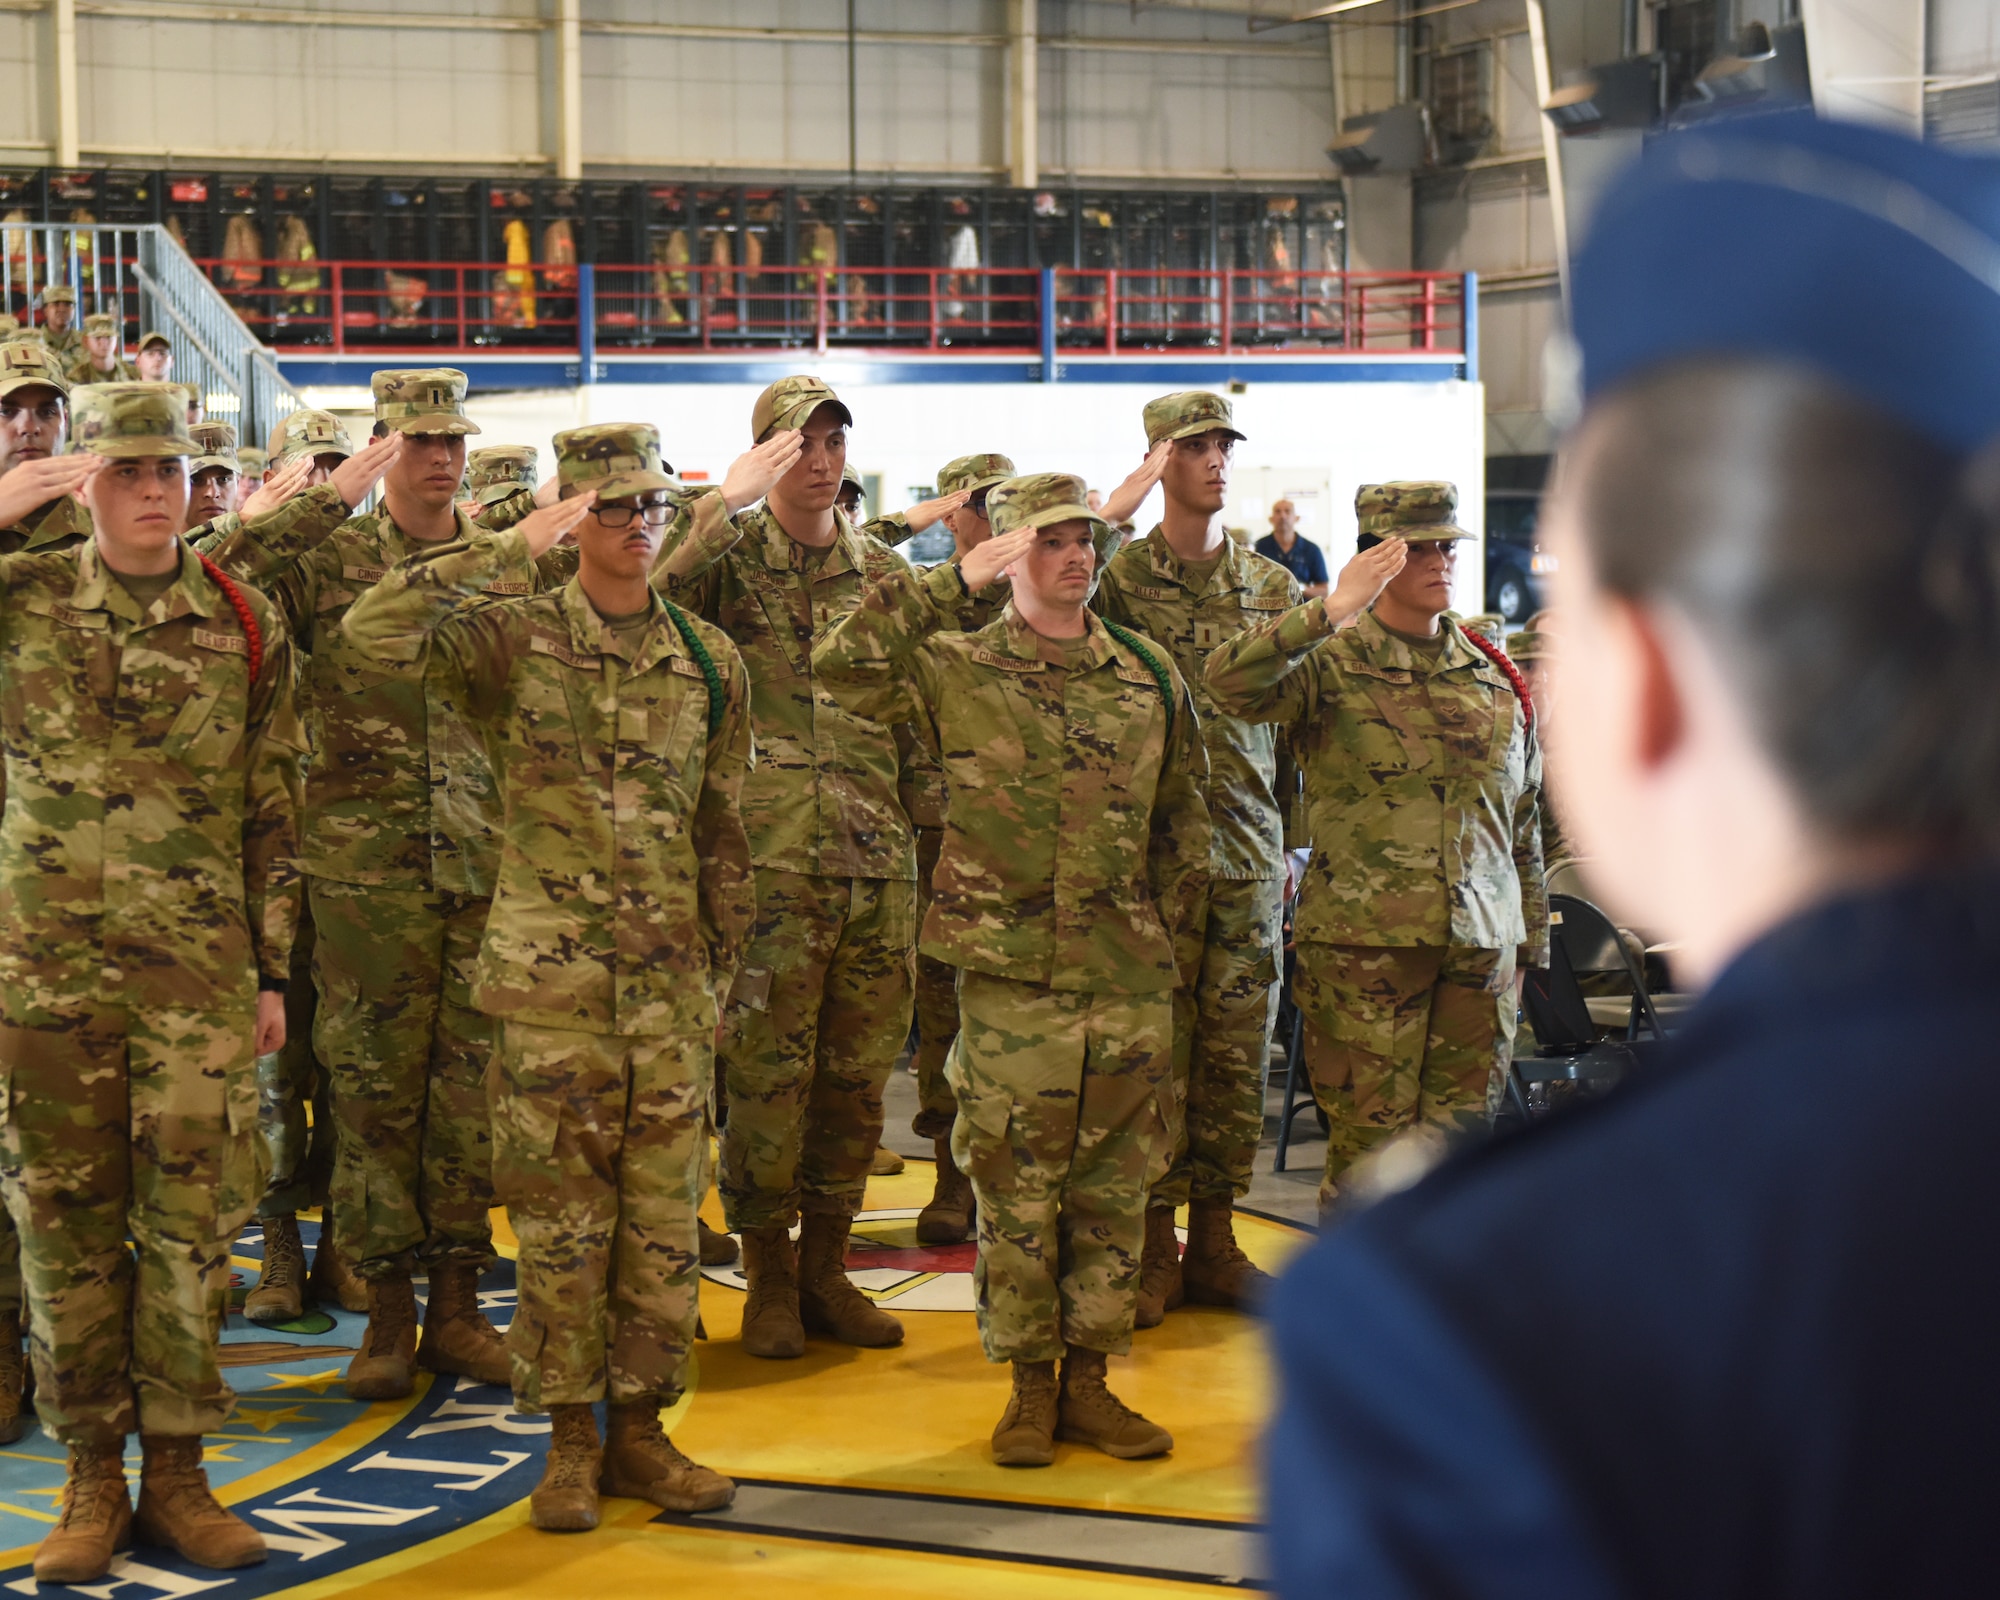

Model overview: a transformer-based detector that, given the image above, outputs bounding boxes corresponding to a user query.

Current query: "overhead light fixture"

[1327,104,1428,174]
[1542,56,1663,137]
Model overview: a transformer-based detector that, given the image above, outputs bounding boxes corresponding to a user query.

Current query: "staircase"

[0,220,301,449]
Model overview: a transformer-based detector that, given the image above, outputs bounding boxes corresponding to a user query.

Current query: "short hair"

[1570,357,2000,850]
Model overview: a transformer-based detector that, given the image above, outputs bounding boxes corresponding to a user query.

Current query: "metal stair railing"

[0,221,300,450]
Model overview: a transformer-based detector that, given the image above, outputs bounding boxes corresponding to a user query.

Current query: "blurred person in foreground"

[1266,114,2000,1599]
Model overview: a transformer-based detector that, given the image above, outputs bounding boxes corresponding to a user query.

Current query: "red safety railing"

[197,259,1466,359]
[197,257,581,352]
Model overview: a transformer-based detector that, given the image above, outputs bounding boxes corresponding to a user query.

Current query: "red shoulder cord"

[1462,627,1534,732]
[195,552,266,683]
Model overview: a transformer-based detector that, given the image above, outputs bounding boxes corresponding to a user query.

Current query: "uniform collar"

[1354,608,1473,674]
[559,577,682,675]
[998,600,1117,668]
[752,502,861,580]
[71,537,217,625]
[374,502,480,557]
[1143,523,1247,598]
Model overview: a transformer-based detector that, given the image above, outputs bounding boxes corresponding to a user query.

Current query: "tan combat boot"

[698,1218,739,1267]
[868,1144,905,1176]
[345,1274,419,1400]
[33,1442,130,1584]
[134,1434,266,1569]
[916,1137,974,1245]
[1178,1197,1275,1311]
[529,1405,601,1533]
[602,1400,735,1512]
[797,1213,904,1348]
[307,1217,368,1314]
[1133,1206,1184,1330]
[245,1213,306,1325]
[990,1360,1058,1467]
[417,1263,511,1387]
[739,1226,805,1359]
[0,1310,27,1445]
[1056,1347,1173,1460]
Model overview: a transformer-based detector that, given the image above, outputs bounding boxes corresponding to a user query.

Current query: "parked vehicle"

[1485,488,1554,622]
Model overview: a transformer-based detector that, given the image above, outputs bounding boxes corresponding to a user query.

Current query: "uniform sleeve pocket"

[729,965,773,1013]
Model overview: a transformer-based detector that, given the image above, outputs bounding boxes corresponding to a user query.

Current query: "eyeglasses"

[595,501,672,528]
[968,494,991,518]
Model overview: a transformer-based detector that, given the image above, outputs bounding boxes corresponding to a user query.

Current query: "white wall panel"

[0,13,44,153]
[1929,0,2000,77]
[0,0,1338,180]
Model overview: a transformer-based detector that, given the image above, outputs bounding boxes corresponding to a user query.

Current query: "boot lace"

[542,1414,599,1490]
[366,1292,415,1357]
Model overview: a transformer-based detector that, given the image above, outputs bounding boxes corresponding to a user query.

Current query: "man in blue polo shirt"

[1252,498,1327,597]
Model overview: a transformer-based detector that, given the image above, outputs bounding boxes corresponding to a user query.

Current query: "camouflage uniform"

[0,386,303,1442]
[252,408,357,1230]
[1094,394,1299,1211]
[1507,616,1570,872]
[1203,481,1548,1204]
[899,451,1015,1142]
[345,422,753,1410]
[35,287,80,368]
[660,376,916,1233]
[814,472,1211,1363]
[64,316,136,387]
[255,369,521,1281]
[465,444,539,534]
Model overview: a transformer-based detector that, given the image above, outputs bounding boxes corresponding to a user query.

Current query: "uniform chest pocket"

[626,681,706,797]
[517,663,589,772]
[1092,673,1160,795]
[942,669,1036,789]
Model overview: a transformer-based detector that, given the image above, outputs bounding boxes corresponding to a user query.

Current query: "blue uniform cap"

[1573,113,2000,455]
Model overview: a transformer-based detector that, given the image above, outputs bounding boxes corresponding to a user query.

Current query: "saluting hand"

[237,454,313,521]
[899,487,971,534]
[960,525,1036,591]
[1097,440,1170,528]
[0,453,101,526]
[721,430,804,514]
[1324,539,1406,630]
[328,430,404,511]
[515,490,597,558]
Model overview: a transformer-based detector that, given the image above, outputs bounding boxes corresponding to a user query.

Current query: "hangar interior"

[0,0,1989,1595]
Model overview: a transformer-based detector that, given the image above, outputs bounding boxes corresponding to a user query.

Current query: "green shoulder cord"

[663,598,725,737]
[1101,618,1175,743]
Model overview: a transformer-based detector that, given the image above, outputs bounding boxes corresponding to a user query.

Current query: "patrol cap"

[82,313,115,337]
[467,445,538,496]
[987,471,1121,568]
[237,444,268,478]
[69,382,199,459]
[750,374,852,440]
[136,330,171,354]
[38,285,74,308]
[1460,613,1507,644]
[1507,624,1552,662]
[190,420,239,476]
[553,421,679,502]
[0,315,18,337]
[838,463,864,493]
[0,339,70,402]
[937,452,1015,497]
[1143,390,1245,448]
[1573,114,2000,456]
[178,382,202,415]
[268,407,355,465]
[372,367,480,437]
[1356,481,1473,541]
